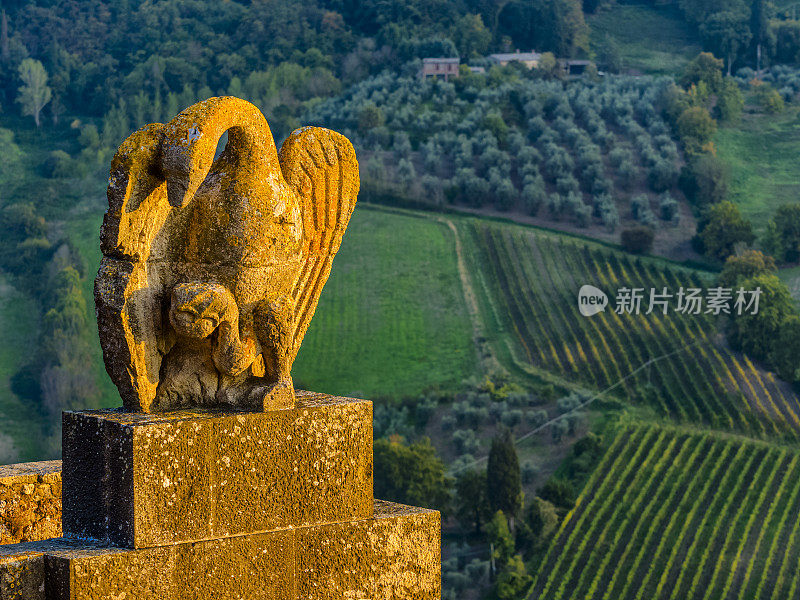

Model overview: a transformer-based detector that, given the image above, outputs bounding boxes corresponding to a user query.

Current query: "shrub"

[494,178,518,211]
[501,409,524,428]
[682,153,728,206]
[42,150,73,178]
[608,147,631,168]
[522,183,546,216]
[618,161,637,190]
[465,559,490,584]
[556,175,580,196]
[757,84,785,114]
[358,102,385,132]
[715,78,744,122]
[659,192,679,222]
[676,106,717,154]
[620,226,655,254]
[557,394,583,413]
[574,201,592,228]
[548,193,564,218]
[697,200,754,261]
[538,476,575,509]
[763,204,800,263]
[489,401,508,422]
[597,196,619,232]
[648,159,678,192]
[441,414,456,431]
[393,131,412,157]
[630,195,650,220]
[453,429,481,455]
[528,410,549,427]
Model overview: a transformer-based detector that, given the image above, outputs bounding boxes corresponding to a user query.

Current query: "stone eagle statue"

[94,96,359,412]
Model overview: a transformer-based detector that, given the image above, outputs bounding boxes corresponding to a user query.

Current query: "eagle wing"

[95,123,170,412]
[278,127,360,368]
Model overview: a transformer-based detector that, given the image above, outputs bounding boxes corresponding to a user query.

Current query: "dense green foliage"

[373,436,453,515]
[697,200,755,261]
[763,203,800,263]
[620,225,655,254]
[455,468,491,534]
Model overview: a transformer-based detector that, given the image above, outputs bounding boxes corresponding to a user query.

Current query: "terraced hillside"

[462,220,800,440]
[530,423,800,600]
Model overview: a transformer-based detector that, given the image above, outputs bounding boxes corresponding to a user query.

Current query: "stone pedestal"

[0,392,441,599]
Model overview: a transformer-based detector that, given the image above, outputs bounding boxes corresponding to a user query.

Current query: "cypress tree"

[487,428,523,528]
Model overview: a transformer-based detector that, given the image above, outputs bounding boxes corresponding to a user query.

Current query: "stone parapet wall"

[0,396,441,598]
[0,500,440,600]
[0,462,62,546]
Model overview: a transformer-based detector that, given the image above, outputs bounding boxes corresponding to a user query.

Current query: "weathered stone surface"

[0,552,44,600]
[0,539,83,600]
[0,534,294,600]
[1,501,438,599]
[63,392,373,548]
[0,462,62,546]
[299,500,442,600]
[95,96,360,412]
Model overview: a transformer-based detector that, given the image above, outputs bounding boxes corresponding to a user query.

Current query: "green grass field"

[531,423,800,600]
[716,107,800,233]
[293,206,476,398]
[588,3,701,74]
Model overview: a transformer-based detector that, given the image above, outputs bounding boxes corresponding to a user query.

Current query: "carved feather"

[278,127,360,366]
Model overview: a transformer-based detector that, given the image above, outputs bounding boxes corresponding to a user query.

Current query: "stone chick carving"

[94,96,359,412]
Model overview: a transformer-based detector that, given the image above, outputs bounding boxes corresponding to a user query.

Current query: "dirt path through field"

[435,216,500,375]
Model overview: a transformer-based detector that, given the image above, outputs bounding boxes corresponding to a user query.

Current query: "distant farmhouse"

[488,50,542,69]
[559,59,592,76]
[419,57,460,80]
[420,52,593,80]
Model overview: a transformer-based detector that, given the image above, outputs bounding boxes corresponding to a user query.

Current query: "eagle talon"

[249,380,295,411]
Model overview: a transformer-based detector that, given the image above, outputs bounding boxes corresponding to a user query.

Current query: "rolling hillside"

[531,423,800,600]
[460,219,800,441]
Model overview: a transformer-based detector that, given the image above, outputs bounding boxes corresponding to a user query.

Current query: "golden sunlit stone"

[95,96,360,413]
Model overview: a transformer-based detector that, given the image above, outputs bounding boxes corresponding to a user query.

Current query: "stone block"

[63,392,373,548]
[1,534,294,600]
[0,540,81,600]
[0,551,45,600]
[46,530,296,600]
[299,500,442,600]
[0,462,63,545]
[1,501,439,600]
